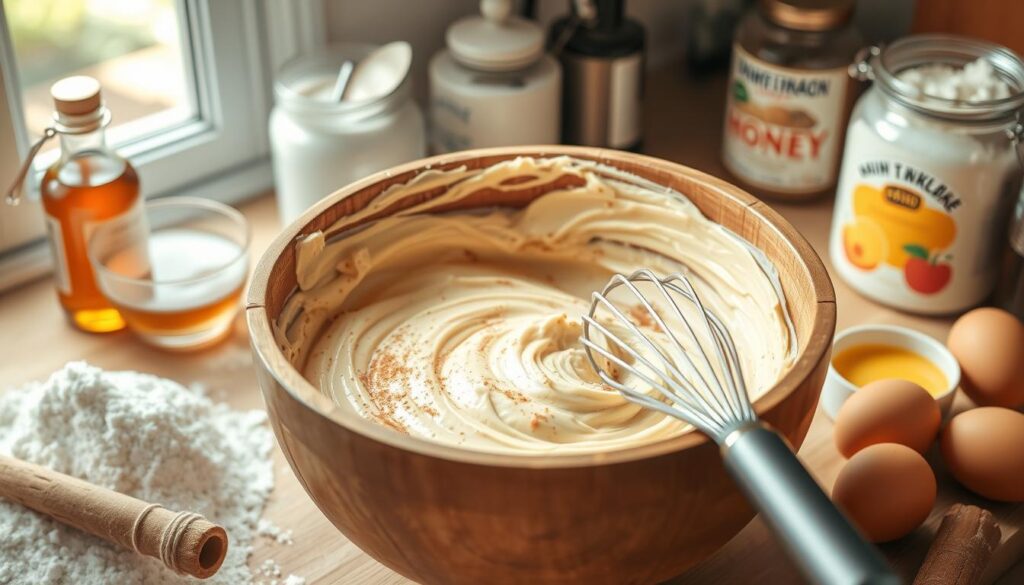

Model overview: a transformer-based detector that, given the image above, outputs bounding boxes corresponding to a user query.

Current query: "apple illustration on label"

[903,244,951,294]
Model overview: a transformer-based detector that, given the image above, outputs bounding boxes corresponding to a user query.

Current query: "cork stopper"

[50,75,103,116]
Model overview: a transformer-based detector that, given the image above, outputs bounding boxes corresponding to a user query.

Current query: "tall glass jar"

[830,35,1024,314]
[722,0,861,201]
[270,43,426,224]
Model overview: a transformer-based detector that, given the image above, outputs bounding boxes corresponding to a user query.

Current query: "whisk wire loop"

[663,272,755,423]
[639,271,741,422]
[611,272,733,419]
[582,269,758,439]
[579,320,725,433]
[584,307,728,430]
[588,290,702,402]
[581,269,900,585]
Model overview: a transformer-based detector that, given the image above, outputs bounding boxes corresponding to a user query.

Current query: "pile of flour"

[0,362,275,584]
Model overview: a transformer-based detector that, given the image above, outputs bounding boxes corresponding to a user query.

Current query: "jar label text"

[722,45,849,194]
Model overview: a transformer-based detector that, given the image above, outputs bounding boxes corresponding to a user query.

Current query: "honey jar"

[722,0,861,201]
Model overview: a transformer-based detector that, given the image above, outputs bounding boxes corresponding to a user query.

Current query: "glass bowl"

[89,196,250,351]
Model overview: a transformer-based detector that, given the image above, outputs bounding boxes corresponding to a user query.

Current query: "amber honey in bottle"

[41,76,143,333]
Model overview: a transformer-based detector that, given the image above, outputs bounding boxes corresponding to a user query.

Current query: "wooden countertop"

[1,69,1022,584]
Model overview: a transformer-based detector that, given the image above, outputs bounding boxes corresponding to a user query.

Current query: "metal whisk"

[581,270,899,585]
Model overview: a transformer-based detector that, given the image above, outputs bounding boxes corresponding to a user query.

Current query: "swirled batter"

[278,157,795,454]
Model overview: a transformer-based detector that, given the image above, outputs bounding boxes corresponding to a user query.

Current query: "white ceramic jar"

[429,0,561,153]
[270,44,426,224]
[830,35,1024,314]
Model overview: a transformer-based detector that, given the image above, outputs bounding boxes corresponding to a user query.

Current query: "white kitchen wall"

[323,0,915,104]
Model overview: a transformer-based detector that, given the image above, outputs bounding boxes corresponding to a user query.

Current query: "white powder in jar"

[0,362,275,584]
[898,57,1011,102]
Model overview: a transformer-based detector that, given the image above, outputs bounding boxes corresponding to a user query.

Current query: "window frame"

[0,0,325,290]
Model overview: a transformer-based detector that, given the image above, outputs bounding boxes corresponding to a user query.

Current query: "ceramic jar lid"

[446,0,544,72]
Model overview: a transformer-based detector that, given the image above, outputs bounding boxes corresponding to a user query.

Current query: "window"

[9,0,194,157]
[0,0,325,288]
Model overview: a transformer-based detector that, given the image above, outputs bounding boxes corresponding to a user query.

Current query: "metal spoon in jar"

[329,41,413,102]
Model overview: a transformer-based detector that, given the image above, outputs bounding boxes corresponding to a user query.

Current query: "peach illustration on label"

[842,218,887,270]
[850,184,957,268]
[903,245,952,294]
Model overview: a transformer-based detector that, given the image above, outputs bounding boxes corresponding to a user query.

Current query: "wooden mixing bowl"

[246,147,836,585]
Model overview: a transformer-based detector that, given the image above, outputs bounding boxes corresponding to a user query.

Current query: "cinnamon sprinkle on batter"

[529,412,549,431]
[628,305,661,332]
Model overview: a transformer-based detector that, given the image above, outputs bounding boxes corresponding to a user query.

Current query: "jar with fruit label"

[722,0,861,201]
[831,35,1024,315]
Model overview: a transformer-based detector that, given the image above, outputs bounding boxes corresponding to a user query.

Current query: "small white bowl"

[821,324,960,420]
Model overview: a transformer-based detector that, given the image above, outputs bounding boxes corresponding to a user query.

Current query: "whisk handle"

[721,422,901,585]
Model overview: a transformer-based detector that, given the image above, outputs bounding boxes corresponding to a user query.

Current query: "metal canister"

[550,0,645,150]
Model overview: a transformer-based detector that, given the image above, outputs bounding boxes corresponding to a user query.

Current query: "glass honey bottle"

[40,76,143,332]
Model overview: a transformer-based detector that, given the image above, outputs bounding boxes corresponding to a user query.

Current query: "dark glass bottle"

[550,0,645,150]
[722,0,861,201]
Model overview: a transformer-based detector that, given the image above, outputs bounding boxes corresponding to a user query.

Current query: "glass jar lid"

[446,0,544,72]
[759,0,854,32]
[856,34,1024,122]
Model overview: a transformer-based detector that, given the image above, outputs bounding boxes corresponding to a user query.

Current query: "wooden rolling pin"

[0,454,228,579]
[914,504,1002,585]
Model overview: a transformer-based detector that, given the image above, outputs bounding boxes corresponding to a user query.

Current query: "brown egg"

[833,379,940,458]
[947,308,1024,407]
[832,443,936,542]
[941,407,1024,502]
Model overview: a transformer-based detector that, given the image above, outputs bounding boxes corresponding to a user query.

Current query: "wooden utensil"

[0,454,228,579]
[914,504,1002,585]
